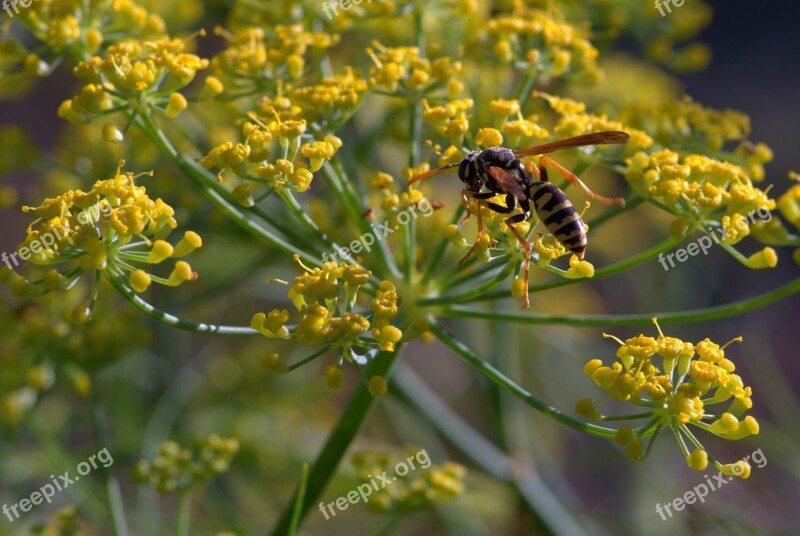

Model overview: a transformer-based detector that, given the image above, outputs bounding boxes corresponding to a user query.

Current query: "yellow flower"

[475,128,503,148]
[582,319,759,473]
[6,162,200,305]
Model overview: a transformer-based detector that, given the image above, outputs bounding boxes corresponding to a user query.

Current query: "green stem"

[671,422,690,458]
[287,346,332,371]
[438,255,510,292]
[424,262,515,306]
[420,205,466,282]
[440,276,800,325]
[429,320,618,438]
[275,188,338,253]
[288,464,309,536]
[516,73,539,109]
[602,412,655,421]
[269,350,400,535]
[175,492,191,536]
[91,388,129,536]
[105,267,260,335]
[427,235,681,304]
[322,161,400,278]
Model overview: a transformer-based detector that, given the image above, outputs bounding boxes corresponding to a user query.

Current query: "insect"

[407,131,630,309]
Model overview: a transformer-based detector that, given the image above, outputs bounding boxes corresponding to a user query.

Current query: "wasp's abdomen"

[530,182,587,259]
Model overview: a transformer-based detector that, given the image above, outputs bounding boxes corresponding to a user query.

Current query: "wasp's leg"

[503,211,533,309]
[459,189,471,226]
[458,190,494,267]
[539,156,625,206]
[459,189,495,225]
[525,160,542,181]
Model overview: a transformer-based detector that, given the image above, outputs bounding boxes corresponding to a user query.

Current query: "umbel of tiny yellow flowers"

[483,6,602,84]
[366,41,464,99]
[351,449,466,512]
[59,32,209,125]
[0,162,201,317]
[576,318,759,477]
[210,25,340,93]
[201,110,343,190]
[132,435,239,493]
[251,257,403,394]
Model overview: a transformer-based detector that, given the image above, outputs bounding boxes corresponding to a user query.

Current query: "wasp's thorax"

[458,147,531,193]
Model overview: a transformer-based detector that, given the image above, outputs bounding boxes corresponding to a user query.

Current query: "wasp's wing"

[406,163,460,186]
[514,131,630,158]
[487,167,527,200]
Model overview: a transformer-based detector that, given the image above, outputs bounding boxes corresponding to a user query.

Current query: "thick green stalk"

[269,350,400,535]
[439,276,800,326]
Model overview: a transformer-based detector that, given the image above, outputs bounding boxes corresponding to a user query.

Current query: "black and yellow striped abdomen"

[529,182,587,259]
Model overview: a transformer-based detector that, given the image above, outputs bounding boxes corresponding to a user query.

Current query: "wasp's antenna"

[406,163,459,186]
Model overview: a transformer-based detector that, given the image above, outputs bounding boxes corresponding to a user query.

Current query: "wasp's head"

[458,150,484,192]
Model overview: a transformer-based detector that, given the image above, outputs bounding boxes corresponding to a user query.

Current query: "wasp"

[407,131,630,309]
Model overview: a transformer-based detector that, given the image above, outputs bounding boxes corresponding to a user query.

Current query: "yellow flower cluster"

[60,33,209,124]
[211,25,339,91]
[1,162,201,299]
[421,97,550,157]
[420,97,473,147]
[367,41,464,98]
[625,149,776,219]
[535,0,713,72]
[266,68,369,132]
[202,112,343,192]
[252,258,404,386]
[768,177,800,265]
[132,435,239,493]
[11,0,164,54]
[351,449,466,511]
[322,0,473,31]
[371,281,403,351]
[620,96,753,153]
[485,7,601,83]
[489,98,550,148]
[538,93,653,151]
[578,319,759,474]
